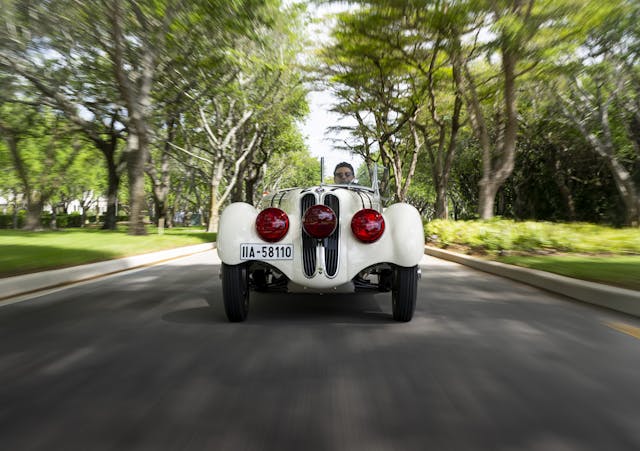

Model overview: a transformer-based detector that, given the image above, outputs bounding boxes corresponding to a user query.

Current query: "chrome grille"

[301,193,316,277]
[323,194,339,277]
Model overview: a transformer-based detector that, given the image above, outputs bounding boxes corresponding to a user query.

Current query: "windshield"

[326,161,383,190]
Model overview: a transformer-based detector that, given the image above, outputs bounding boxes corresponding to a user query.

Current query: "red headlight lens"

[302,205,337,238]
[351,209,385,243]
[256,208,289,242]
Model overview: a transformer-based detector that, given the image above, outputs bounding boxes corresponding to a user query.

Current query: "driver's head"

[334,162,355,184]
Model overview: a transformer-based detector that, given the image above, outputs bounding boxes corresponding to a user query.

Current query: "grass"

[425,219,640,291]
[0,227,216,278]
[497,255,640,291]
[2,220,639,291]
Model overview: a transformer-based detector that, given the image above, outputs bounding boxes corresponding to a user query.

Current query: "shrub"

[425,219,640,254]
[0,213,25,229]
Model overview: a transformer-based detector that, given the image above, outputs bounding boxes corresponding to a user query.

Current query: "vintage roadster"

[216,164,424,322]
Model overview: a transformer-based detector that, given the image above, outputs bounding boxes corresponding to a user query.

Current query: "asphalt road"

[1,250,639,451]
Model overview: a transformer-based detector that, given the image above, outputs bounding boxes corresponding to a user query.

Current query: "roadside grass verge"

[425,219,640,290]
[498,255,640,291]
[0,227,216,278]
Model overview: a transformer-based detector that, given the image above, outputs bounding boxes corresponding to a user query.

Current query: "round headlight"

[255,208,289,242]
[302,205,337,239]
[351,209,385,243]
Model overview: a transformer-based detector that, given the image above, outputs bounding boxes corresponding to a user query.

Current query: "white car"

[216,167,424,322]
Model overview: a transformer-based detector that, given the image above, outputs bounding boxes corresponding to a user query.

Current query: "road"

[0,250,639,451]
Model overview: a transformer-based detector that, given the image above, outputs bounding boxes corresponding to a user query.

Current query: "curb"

[0,243,216,301]
[424,246,640,317]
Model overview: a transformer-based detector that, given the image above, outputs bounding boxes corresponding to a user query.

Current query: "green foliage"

[0,212,25,229]
[2,0,639,229]
[425,219,640,254]
[263,148,321,191]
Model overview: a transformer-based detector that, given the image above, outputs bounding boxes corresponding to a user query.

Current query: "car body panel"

[217,184,424,293]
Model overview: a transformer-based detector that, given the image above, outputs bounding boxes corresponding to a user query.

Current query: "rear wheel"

[222,263,249,322]
[392,265,418,322]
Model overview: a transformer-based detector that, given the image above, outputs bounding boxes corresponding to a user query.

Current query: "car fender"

[343,202,424,280]
[217,202,259,265]
[381,202,425,267]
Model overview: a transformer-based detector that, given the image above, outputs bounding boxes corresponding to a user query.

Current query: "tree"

[0,104,82,230]
[0,0,273,234]
[556,0,640,226]
[452,0,595,219]
[164,2,309,232]
[319,6,425,202]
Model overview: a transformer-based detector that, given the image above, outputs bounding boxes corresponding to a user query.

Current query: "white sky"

[297,1,364,175]
[300,91,362,175]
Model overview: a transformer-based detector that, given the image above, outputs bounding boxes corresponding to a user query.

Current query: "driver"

[333,162,355,184]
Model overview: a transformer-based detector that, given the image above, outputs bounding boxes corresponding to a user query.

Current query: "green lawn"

[497,255,640,291]
[426,219,640,291]
[0,227,216,277]
[2,221,639,292]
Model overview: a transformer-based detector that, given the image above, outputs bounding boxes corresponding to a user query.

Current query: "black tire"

[392,265,418,322]
[222,263,249,322]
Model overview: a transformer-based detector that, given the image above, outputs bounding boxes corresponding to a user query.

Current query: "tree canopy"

[1,0,639,229]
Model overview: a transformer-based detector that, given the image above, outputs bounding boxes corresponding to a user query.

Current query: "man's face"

[334,167,354,184]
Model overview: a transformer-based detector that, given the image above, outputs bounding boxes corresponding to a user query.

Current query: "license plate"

[240,243,293,260]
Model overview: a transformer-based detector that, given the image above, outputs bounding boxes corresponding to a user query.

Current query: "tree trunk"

[468,45,519,220]
[50,207,58,230]
[554,158,576,221]
[102,152,121,230]
[149,114,175,228]
[434,181,448,219]
[109,2,156,236]
[245,178,255,205]
[606,156,640,226]
[207,161,225,233]
[561,85,640,227]
[153,198,169,228]
[24,198,43,231]
[478,180,500,220]
[126,130,148,235]
[208,187,220,233]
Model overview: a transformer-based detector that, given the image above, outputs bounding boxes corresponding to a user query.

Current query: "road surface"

[0,250,639,450]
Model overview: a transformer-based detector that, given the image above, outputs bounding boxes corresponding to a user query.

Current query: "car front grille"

[323,194,339,277]
[301,193,317,277]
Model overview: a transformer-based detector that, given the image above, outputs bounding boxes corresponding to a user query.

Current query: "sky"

[297,1,364,175]
[300,91,362,175]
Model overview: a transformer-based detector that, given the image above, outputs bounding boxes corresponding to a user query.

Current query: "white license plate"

[240,243,293,260]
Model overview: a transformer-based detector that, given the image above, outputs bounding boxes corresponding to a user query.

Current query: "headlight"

[255,208,289,242]
[351,209,385,243]
[302,204,337,238]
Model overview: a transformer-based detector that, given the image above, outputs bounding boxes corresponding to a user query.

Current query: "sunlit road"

[1,250,639,451]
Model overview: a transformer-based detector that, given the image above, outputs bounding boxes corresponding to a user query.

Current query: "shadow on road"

[249,292,394,324]
[163,292,395,325]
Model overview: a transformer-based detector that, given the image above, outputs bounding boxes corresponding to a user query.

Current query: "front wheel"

[392,265,418,322]
[222,263,249,322]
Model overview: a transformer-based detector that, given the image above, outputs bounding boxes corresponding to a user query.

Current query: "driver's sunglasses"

[334,171,353,178]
